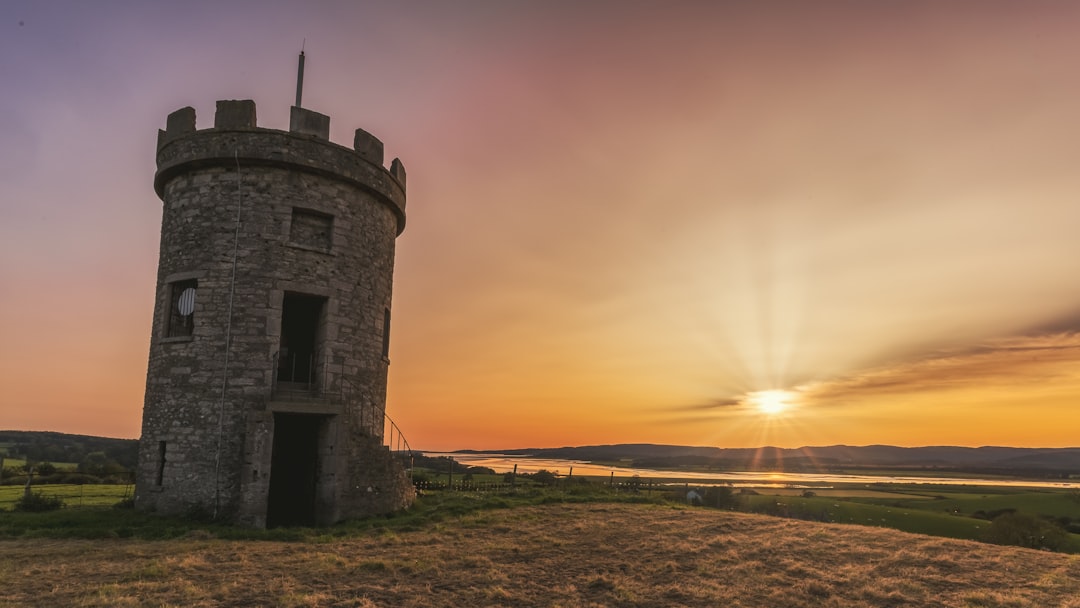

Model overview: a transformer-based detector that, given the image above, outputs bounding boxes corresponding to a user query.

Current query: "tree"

[78,452,126,477]
[705,486,739,509]
[531,470,557,486]
[14,492,64,512]
[984,512,1068,551]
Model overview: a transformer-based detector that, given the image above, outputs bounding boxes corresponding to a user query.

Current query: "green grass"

[826,468,1019,479]
[741,494,990,540]
[2,481,1077,553]
[0,458,80,472]
[416,471,509,485]
[888,490,1080,519]
[0,484,669,541]
[0,484,133,510]
[754,483,1079,518]
[739,486,1080,552]
[763,487,938,499]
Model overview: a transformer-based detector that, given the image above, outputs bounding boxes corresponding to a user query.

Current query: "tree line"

[0,431,137,485]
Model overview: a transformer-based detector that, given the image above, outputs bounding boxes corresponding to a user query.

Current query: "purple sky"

[3,2,1080,449]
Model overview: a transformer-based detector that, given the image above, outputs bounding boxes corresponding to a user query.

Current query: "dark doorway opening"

[266,413,324,527]
[278,293,326,384]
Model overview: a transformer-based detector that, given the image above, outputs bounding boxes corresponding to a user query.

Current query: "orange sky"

[2,2,1080,450]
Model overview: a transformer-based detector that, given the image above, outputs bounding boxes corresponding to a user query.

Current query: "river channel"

[427,452,1080,490]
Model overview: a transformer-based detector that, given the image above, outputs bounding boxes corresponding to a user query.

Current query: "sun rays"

[747,389,794,415]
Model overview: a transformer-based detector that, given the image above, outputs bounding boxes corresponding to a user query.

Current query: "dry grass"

[1,503,1078,607]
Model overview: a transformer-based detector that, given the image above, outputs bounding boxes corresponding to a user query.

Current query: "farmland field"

[740,493,992,541]
[0,484,132,510]
[724,483,1080,551]
[756,487,937,499]
[0,458,79,472]
[882,490,1080,519]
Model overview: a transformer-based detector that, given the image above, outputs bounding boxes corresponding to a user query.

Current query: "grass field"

[1,502,1079,607]
[4,476,1076,548]
[884,490,1080,519]
[0,485,132,510]
[730,484,1080,552]
[741,493,992,541]
[0,458,79,472]
[760,487,937,499]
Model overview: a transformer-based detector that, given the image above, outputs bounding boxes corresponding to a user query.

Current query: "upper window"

[289,208,333,251]
[167,279,197,337]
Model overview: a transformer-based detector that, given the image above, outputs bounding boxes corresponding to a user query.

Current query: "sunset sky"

[3,1,1080,451]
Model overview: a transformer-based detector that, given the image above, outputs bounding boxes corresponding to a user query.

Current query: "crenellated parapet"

[155,100,406,234]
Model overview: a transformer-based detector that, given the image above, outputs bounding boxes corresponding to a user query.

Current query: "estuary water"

[428,452,1080,490]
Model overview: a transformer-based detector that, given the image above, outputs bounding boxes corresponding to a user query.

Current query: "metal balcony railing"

[270,350,413,474]
[271,350,344,402]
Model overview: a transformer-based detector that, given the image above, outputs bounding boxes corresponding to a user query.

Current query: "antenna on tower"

[295,41,306,108]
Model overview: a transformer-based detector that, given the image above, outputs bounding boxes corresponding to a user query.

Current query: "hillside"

[1,503,1077,606]
[462,444,1080,476]
[0,430,138,470]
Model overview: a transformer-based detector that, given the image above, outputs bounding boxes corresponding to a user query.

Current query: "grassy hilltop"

[2,436,1078,606]
[1,502,1078,607]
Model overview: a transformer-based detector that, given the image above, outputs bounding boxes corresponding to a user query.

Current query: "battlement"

[158,99,404,179]
[155,99,406,233]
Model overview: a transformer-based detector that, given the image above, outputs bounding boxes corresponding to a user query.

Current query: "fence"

[413,478,670,495]
[0,483,134,510]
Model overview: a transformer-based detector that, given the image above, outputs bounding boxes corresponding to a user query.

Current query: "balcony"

[270,350,343,414]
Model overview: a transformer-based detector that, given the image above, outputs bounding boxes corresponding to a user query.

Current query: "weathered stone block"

[159,107,197,148]
[353,128,384,165]
[290,106,330,139]
[215,99,257,129]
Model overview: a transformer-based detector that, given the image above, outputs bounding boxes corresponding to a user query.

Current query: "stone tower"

[135,99,415,527]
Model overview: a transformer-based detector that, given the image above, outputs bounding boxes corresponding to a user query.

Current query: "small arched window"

[167,279,197,337]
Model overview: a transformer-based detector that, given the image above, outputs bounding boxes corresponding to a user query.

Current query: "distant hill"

[6,433,1077,479]
[457,444,1080,477]
[0,430,138,470]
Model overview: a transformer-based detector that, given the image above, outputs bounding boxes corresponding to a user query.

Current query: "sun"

[748,390,793,415]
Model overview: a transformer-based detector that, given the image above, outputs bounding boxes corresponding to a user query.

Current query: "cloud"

[797,332,1080,408]
[670,397,744,413]
[1022,310,1080,335]
[666,332,1080,421]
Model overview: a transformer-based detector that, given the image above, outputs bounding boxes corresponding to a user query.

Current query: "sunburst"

[748,389,794,415]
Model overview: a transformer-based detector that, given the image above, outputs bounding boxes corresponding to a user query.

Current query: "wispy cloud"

[668,332,1080,418]
[670,397,744,412]
[797,332,1080,408]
